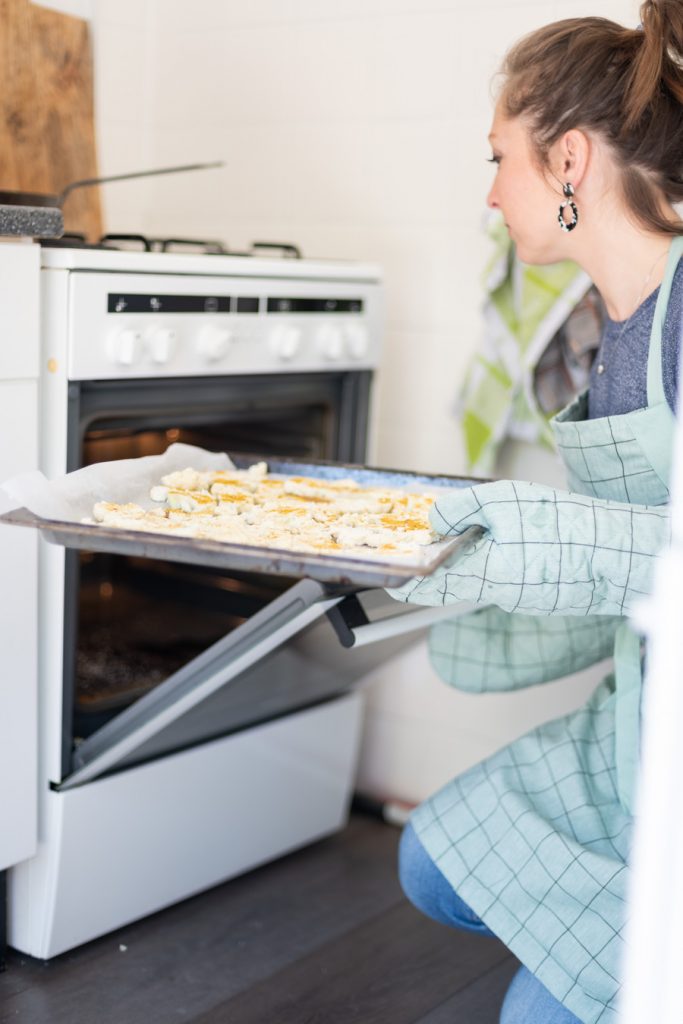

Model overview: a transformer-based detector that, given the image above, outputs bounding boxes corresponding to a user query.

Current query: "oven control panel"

[61,271,383,381]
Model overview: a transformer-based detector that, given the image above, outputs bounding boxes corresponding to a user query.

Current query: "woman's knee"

[398,820,433,911]
[398,822,493,934]
[500,966,582,1024]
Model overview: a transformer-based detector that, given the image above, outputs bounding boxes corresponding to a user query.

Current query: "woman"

[389,4,683,1023]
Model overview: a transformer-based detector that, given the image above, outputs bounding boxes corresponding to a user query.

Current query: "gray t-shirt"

[588,257,682,419]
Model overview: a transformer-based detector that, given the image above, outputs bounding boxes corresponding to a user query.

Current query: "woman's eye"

[487,154,501,165]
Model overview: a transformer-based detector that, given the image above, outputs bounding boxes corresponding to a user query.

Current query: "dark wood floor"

[0,813,517,1023]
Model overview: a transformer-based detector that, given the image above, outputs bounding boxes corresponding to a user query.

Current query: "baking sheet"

[0,443,481,588]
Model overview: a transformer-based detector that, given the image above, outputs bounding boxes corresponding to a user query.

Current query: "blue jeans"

[399,822,582,1024]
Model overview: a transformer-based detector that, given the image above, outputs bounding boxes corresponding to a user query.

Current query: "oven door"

[62,576,343,788]
[58,582,464,791]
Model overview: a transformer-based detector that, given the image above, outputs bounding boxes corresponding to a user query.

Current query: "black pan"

[0,161,223,208]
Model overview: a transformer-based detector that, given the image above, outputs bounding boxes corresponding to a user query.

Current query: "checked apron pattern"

[412,236,682,1024]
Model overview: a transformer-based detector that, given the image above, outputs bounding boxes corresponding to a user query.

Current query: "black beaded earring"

[558,182,579,232]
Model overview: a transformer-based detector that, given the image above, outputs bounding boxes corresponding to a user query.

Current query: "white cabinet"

[0,243,39,870]
[0,243,40,381]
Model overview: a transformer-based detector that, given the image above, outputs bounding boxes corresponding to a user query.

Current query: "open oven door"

[59,578,470,791]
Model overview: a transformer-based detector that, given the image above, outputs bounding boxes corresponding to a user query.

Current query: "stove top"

[39,236,380,284]
[41,233,302,260]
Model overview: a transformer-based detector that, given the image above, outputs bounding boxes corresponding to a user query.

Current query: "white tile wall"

[33,0,93,17]
[356,640,609,804]
[91,0,639,802]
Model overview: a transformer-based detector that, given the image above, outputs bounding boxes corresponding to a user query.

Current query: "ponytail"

[625,0,683,128]
[499,0,683,235]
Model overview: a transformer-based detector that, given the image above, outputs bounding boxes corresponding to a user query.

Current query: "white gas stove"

[7,240,389,958]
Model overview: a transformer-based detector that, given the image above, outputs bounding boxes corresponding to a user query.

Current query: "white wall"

[91,0,638,804]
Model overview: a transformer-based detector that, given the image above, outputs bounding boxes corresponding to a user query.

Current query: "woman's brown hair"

[499,0,683,235]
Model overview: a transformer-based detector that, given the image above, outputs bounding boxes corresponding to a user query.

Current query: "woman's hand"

[387,479,670,616]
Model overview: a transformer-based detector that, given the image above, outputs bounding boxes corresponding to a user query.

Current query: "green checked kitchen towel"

[459,214,594,474]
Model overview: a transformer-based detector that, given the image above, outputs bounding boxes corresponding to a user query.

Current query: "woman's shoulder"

[661,253,682,412]
[667,253,683,322]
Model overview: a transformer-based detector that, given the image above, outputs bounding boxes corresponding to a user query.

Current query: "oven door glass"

[60,586,423,791]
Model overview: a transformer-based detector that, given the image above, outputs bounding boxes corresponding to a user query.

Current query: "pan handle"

[58,161,224,204]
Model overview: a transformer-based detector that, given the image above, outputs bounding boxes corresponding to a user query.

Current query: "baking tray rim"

[0,506,480,589]
[0,456,484,588]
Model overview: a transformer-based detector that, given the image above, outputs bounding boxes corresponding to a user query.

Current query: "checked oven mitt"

[387,479,671,616]
[429,606,622,692]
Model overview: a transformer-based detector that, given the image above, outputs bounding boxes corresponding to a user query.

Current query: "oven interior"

[63,372,372,770]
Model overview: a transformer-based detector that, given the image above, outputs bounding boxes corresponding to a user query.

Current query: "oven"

[9,245,422,958]
[65,370,371,770]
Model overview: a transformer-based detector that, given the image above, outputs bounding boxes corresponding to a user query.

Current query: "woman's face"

[486,105,568,264]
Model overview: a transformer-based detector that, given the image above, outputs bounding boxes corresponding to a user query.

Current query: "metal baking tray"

[0,456,481,589]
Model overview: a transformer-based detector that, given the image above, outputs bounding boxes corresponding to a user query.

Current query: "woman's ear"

[553,129,590,190]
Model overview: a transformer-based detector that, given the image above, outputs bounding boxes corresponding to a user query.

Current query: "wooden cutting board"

[0,0,102,239]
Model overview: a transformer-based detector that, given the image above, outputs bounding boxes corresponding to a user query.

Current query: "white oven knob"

[316,325,344,361]
[106,328,142,367]
[269,325,302,361]
[145,327,176,365]
[345,323,369,360]
[197,325,232,362]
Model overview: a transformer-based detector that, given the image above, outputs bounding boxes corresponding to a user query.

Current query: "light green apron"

[553,235,680,814]
[552,235,679,811]
[412,236,681,1024]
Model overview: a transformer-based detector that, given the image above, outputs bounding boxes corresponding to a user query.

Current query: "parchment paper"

[0,443,466,572]
[0,444,235,520]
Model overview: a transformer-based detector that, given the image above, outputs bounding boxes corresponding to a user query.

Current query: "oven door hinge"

[325,594,370,648]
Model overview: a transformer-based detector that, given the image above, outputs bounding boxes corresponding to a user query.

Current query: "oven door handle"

[326,594,474,649]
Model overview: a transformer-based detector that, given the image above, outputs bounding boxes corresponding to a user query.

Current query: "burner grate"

[41,234,303,257]
[41,232,119,250]
[100,234,229,254]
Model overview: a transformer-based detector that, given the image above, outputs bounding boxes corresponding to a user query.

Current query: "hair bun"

[628,0,683,127]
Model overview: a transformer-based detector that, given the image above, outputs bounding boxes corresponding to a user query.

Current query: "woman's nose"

[486,184,499,210]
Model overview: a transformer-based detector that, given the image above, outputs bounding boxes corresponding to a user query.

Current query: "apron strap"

[647,235,683,409]
[614,620,644,815]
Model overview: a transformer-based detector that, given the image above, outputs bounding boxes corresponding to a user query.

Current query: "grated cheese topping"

[91,463,440,559]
